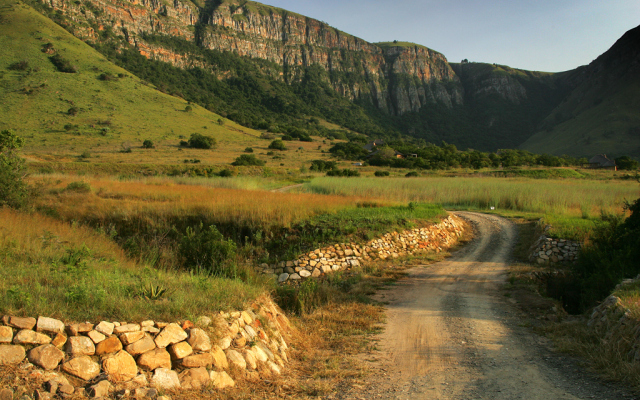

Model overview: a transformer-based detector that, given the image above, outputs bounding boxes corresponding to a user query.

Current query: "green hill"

[0,0,264,165]
[521,25,640,158]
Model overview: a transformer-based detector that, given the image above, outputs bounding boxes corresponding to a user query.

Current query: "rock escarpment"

[38,0,464,115]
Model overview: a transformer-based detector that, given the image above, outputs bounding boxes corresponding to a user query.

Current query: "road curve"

[339,212,633,400]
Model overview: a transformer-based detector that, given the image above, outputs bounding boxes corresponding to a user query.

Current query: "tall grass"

[302,177,640,239]
[0,207,266,321]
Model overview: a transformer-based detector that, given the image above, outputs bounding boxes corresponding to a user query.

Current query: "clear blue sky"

[260,0,639,72]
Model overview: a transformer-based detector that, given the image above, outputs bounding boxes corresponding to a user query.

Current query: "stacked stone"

[529,237,581,264]
[0,300,290,398]
[588,277,640,363]
[262,216,464,283]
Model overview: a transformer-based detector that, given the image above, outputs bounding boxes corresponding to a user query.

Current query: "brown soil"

[335,212,635,400]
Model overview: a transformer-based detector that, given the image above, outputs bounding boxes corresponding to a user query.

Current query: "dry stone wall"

[588,277,640,363]
[0,299,291,398]
[260,215,465,283]
[529,233,581,264]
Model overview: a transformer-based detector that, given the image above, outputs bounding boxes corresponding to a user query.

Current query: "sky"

[260,0,639,72]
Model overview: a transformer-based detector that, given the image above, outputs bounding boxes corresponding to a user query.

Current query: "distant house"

[587,154,617,171]
[363,140,385,152]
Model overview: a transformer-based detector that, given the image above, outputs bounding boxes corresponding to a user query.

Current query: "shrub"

[231,154,265,166]
[244,147,253,153]
[64,181,92,193]
[218,169,234,177]
[0,130,28,208]
[187,133,216,149]
[260,132,275,140]
[98,72,116,81]
[184,105,192,112]
[178,223,237,276]
[142,139,154,149]
[281,135,293,141]
[268,140,287,151]
[615,156,639,171]
[375,171,390,177]
[49,54,77,73]
[8,60,29,71]
[309,160,337,172]
[405,171,419,177]
[326,169,360,177]
[67,107,79,116]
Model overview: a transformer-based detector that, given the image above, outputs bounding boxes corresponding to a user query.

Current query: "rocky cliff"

[38,0,464,116]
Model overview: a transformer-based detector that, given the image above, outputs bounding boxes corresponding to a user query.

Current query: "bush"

[0,130,28,208]
[49,54,77,73]
[67,107,79,116]
[405,171,419,177]
[244,147,253,153]
[142,140,154,149]
[615,156,639,171]
[178,224,237,277]
[64,181,92,193]
[218,169,234,177]
[375,171,390,177]
[326,169,360,177]
[98,72,116,81]
[184,105,192,112]
[309,160,337,172]
[268,140,287,151]
[8,60,29,71]
[187,133,216,149]
[231,154,265,166]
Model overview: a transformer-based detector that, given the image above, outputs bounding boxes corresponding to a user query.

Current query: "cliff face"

[38,0,465,115]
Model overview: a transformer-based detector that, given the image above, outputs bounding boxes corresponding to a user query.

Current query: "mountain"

[6,0,640,158]
[520,25,640,158]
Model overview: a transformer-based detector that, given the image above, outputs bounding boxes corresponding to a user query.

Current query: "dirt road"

[339,212,634,400]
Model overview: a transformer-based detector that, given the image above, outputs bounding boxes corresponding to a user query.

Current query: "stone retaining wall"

[587,280,640,363]
[529,233,581,264]
[0,298,291,399]
[260,215,466,283]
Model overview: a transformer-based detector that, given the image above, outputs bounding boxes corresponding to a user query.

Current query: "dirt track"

[338,212,634,400]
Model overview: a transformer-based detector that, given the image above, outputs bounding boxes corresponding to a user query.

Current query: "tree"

[187,133,216,149]
[231,154,265,166]
[268,140,287,151]
[0,130,28,208]
[142,139,154,149]
[615,156,639,171]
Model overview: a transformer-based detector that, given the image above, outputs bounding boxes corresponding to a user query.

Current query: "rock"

[179,367,210,389]
[0,344,26,365]
[0,389,13,400]
[50,333,67,348]
[137,348,171,371]
[225,349,246,370]
[252,345,268,362]
[8,316,36,330]
[196,316,212,327]
[36,317,65,335]
[133,388,157,399]
[33,389,51,400]
[62,356,100,381]
[187,328,211,352]
[234,336,247,347]
[66,336,95,356]
[243,349,257,369]
[211,345,229,370]
[142,326,160,334]
[13,330,51,345]
[168,341,192,359]
[180,352,213,368]
[86,330,106,344]
[125,334,156,356]
[58,384,74,395]
[102,350,138,382]
[140,320,155,328]
[210,371,235,389]
[289,273,301,280]
[44,380,58,395]
[278,273,289,282]
[113,324,140,335]
[244,325,257,339]
[67,323,93,336]
[0,326,13,343]
[94,321,115,336]
[219,336,232,350]
[311,268,322,278]
[154,323,187,348]
[299,270,311,278]
[240,311,253,325]
[119,331,145,346]
[268,361,281,374]
[88,380,111,398]
[151,368,181,390]
[28,344,64,370]
[157,396,171,400]
[95,336,122,355]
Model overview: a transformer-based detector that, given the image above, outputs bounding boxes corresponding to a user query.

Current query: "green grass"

[376,41,434,52]
[0,0,265,165]
[300,176,640,240]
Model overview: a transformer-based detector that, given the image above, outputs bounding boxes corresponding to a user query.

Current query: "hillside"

[0,0,280,166]
[521,25,640,158]
[15,0,571,153]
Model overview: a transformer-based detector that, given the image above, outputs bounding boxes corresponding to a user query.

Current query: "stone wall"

[260,215,465,283]
[588,277,640,363]
[529,233,581,264]
[0,299,291,398]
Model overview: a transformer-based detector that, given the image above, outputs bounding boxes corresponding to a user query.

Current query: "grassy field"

[301,176,640,239]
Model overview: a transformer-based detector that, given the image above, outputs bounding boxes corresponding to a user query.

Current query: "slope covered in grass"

[0,0,262,164]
